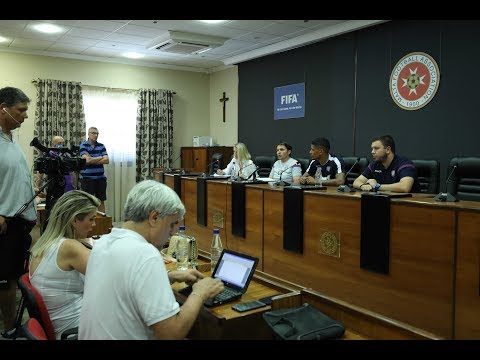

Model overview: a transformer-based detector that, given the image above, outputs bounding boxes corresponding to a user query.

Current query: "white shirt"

[79,228,179,340]
[222,158,255,179]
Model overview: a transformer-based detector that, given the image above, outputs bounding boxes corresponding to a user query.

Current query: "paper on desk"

[213,174,231,178]
[256,177,276,182]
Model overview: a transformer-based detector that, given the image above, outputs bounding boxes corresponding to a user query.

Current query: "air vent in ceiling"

[147,30,228,55]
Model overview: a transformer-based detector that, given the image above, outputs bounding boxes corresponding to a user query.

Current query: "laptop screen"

[212,250,258,290]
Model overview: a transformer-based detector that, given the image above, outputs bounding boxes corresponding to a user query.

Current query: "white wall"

[0,52,237,169]
[209,66,239,147]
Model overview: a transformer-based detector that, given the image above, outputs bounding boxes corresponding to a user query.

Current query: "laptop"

[178,249,259,307]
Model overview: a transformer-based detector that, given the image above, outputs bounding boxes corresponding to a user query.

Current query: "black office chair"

[209,153,224,174]
[254,155,276,177]
[342,156,368,186]
[447,156,480,201]
[411,159,440,194]
[296,158,311,174]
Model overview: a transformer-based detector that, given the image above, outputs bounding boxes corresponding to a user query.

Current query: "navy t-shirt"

[361,155,421,193]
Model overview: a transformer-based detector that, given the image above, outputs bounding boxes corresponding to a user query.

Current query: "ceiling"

[0,20,387,73]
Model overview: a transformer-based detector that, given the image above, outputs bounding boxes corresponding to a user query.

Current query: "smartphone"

[232,300,267,313]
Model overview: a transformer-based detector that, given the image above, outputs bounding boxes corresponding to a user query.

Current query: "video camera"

[30,137,86,174]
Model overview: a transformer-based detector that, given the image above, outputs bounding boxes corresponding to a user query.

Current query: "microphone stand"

[433,165,458,202]
[275,169,290,187]
[337,157,360,193]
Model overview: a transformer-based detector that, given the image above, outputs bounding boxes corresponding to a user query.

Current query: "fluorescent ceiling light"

[197,20,228,24]
[33,23,63,34]
[123,52,144,59]
[0,36,8,42]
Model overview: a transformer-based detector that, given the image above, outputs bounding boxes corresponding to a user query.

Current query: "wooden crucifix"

[219,92,229,123]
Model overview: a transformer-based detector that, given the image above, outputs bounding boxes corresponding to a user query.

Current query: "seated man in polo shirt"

[353,134,420,193]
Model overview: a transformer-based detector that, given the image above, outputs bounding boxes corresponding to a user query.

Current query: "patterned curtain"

[136,89,174,182]
[33,79,86,159]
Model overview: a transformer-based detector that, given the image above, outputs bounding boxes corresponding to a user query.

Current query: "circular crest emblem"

[389,52,440,110]
[320,231,339,256]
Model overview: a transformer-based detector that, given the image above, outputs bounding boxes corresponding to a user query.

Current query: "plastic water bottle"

[314,165,323,187]
[210,229,223,272]
[175,225,189,271]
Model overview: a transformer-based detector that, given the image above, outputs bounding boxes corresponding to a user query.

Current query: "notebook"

[178,249,259,308]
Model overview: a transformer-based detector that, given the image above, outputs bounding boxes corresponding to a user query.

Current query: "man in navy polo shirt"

[353,134,420,193]
[300,137,345,186]
[79,127,109,212]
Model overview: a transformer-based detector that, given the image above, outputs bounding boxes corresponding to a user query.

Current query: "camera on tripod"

[30,137,86,174]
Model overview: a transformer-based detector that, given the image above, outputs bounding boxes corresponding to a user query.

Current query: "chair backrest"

[342,157,369,186]
[209,152,224,174]
[296,158,311,174]
[21,318,48,340]
[447,156,480,201]
[411,159,440,194]
[17,273,56,340]
[254,155,276,177]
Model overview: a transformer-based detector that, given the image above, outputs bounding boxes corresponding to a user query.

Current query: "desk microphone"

[201,159,219,177]
[337,157,360,193]
[275,162,300,186]
[236,162,257,181]
[246,165,260,181]
[167,153,182,172]
[433,165,458,202]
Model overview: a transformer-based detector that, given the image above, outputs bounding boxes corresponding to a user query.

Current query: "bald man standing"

[35,135,76,193]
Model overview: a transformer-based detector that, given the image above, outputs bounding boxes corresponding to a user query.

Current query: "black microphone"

[235,162,257,181]
[200,159,219,177]
[275,162,300,186]
[337,157,360,193]
[167,153,182,172]
[433,165,458,202]
[246,166,260,181]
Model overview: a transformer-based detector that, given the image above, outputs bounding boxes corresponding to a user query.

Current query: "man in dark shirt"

[79,127,109,212]
[300,137,345,186]
[353,134,420,193]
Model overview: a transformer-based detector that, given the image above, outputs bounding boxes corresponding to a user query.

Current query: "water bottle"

[210,229,223,272]
[175,225,190,271]
[188,235,198,269]
[314,165,323,187]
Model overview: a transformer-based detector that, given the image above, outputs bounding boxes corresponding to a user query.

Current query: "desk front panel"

[164,174,174,190]
[226,186,264,268]
[182,177,209,249]
[263,190,455,338]
[455,210,480,339]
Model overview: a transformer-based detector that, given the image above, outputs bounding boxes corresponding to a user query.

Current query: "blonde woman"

[217,142,255,179]
[29,190,100,339]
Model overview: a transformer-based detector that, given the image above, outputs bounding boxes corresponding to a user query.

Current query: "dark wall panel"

[238,20,480,191]
[239,33,355,161]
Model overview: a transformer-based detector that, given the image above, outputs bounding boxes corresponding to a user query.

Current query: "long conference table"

[160,173,480,339]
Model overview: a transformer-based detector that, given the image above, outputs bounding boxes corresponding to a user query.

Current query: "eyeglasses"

[89,132,99,135]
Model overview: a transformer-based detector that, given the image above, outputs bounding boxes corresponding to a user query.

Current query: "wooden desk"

[162,174,480,339]
[169,260,298,340]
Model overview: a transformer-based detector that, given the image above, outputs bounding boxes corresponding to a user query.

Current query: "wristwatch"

[374,183,381,191]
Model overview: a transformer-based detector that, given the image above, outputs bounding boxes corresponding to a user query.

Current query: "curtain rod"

[31,80,176,94]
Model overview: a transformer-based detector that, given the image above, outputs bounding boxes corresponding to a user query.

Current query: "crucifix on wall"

[219,92,229,123]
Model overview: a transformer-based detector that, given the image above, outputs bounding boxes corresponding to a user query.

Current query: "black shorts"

[0,218,34,283]
[80,177,107,201]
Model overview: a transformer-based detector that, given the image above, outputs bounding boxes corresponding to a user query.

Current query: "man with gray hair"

[79,127,109,212]
[79,180,224,340]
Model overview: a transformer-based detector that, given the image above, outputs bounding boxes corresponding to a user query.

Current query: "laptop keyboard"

[214,287,240,302]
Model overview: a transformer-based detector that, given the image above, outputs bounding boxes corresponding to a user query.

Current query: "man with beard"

[353,134,420,193]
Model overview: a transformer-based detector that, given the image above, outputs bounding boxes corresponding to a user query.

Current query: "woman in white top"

[217,142,255,179]
[269,142,302,185]
[29,190,100,339]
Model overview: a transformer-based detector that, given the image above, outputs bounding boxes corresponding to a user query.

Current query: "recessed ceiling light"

[197,20,228,24]
[123,52,144,59]
[0,36,9,42]
[33,23,63,34]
